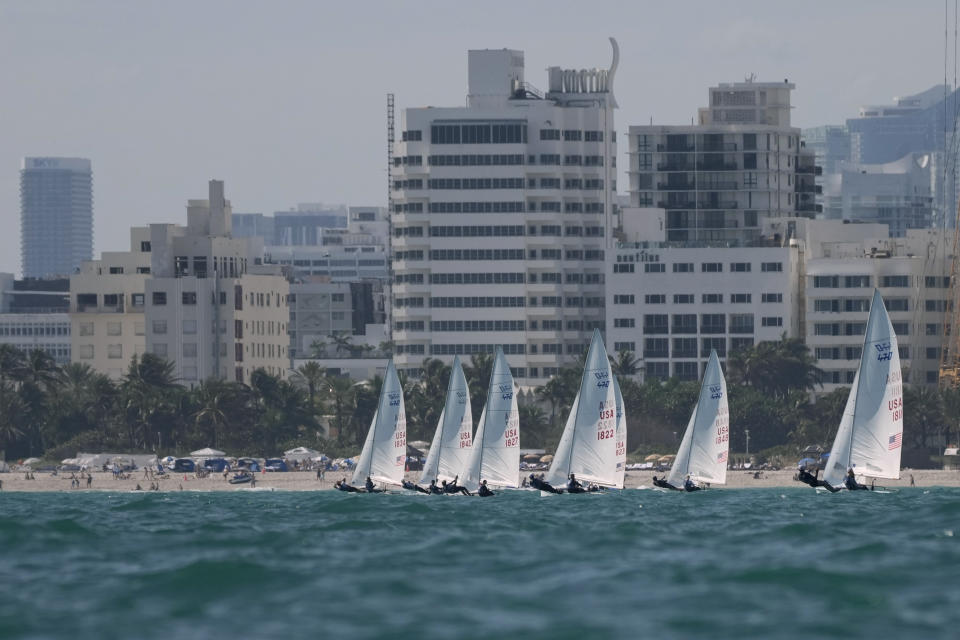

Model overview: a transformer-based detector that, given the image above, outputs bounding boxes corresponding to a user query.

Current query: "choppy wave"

[1,488,958,639]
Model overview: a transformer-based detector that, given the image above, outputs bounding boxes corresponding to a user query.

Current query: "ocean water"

[1,488,958,640]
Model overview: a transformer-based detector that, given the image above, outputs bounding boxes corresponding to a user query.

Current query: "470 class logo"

[388,391,401,407]
[709,384,723,400]
[875,342,893,362]
[498,383,513,400]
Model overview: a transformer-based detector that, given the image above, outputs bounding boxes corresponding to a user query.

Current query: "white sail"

[352,361,407,486]
[824,289,903,486]
[460,348,520,491]
[613,375,627,489]
[667,350,729,486]
[419,356,473,484]
[545,330,619,487]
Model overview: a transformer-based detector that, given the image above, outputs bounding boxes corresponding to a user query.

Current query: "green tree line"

[2,336,956,464]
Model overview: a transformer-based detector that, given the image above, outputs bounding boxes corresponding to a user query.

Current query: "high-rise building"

[144,181,290,384]
[628,80,818,243]
[391,43,619,381]
[20,157,93,279]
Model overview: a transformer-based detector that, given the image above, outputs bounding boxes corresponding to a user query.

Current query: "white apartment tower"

[628,80,819,243]
[391,42,620,381]
[144,181,290,385]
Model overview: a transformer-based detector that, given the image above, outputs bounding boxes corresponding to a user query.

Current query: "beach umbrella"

[658,455,675,462]
[540,454,554,463]
[522,454,541,462]
[644,454,661,462]
[190,447,226,457]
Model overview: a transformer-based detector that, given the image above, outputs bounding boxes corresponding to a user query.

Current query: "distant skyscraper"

[20,157,93,279]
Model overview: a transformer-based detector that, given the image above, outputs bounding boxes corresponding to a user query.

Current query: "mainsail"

[823,289,903,486]
[545,330,620,487]
[613,375,627,489]
[667,350,729,487]
[461,348,520,491]
[352,361,407,486]
[419,355,473,484]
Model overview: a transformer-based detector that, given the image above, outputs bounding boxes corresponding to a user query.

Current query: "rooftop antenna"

[745,72,757,83]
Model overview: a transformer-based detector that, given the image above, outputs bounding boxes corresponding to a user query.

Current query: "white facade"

[391,43,619,381]
[69,228,153,378]
[0,313,71,364]
[628,79,818,244]
[606,244,799,381]
[145,181,290,385]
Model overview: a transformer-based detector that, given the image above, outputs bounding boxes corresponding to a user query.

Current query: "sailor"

[683,475,702,492]
[402,479,429,494]
[529,473,563,494]
[844,468,869,491]
[444,475,471,496]
[477,479,494,497]
[796,465,840,492]
[567,473,586,494]
[335,478,361,493]
[429,478,443,494]
[365,476,375,492]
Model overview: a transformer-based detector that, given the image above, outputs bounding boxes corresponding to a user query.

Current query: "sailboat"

[613,375,627,489]
[351,361,407,489]
[665,349,729,490]
[544,329,622,491]
[821,289,903,489]
[418,355,473,486]
[460,347,520,492]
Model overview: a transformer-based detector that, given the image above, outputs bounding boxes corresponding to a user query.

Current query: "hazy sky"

[0,0,951,276]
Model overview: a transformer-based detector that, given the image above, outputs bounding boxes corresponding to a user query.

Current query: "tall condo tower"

[391,41,619,383]
[20,157,93,279]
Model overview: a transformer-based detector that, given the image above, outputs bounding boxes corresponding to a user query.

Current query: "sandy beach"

[2,468,959,492]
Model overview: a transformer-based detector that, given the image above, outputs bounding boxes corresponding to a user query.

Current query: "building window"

[132,293,145,307]
[182,320,197,334]
[701,314,726,334]
[613,295,635,304]
[643,314,668,334]
[78,345,94,359]
[813,275,839,288]
[702,338,726,357]
[671,314,697,334]
[674,362,698,381]
[183,343,197,358]
[730,262,751,273]
[106,322,122,336]
[152,291,167,305]
[673,263,694,273]
[730,294,752,304]
[134,322,145,336]
[761,316,783,327]
[107,344,122,359]
[646,362,669,380]
[881,275,910,288]
[672,337,696,358]
[843,275,871,288]
[761,262,783,273]
[644,263,665,273]
[761,293,782,303]
[614,318,635,328]
[614,341,636,352]
[702,293,723,304]
[182,292,197,305]
[885,298,909,312]
[79,322,94,336]
[152,320,167,334]
[701,262,722,273]
[644,338,669,358]
[730,314,754,334]
[644,294,666,304]
[153,343,167,357]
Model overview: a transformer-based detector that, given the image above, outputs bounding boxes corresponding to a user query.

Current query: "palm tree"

[326,375,357,441]
[537,377,568,430]
[464,352,494,424]
[378,340,395,357]
[310,339,328,358]
[0,344,27,386]
[610,350,640,378]
[331,332,354,357]
[192,379,234,449]
[292,361,325,412]
[120,354,180,450]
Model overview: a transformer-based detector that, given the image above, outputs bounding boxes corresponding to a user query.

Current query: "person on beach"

[683,475,702,492]
[477,479,494,497]
[910,474,915,486]
[844,469,870,491]
[530,473,563,494]
[86,476,92,488]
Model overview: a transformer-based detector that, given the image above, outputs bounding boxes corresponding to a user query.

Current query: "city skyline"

[0,0,952,275]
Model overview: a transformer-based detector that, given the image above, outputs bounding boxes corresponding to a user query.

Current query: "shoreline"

[1,469,958,492]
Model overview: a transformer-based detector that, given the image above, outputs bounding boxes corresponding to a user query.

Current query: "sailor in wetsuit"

[567,473,587,494]
[427,478,442,494]
[443,475,472,496]
[336,478,361,493]
[651,475,682,491]
[402,479,429,494]
[844,468,870,491]
[797,466,841,492]
[477,479,495,497]
[683,475,702,492]
[530,473,563,494]
[365,476,384,493]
